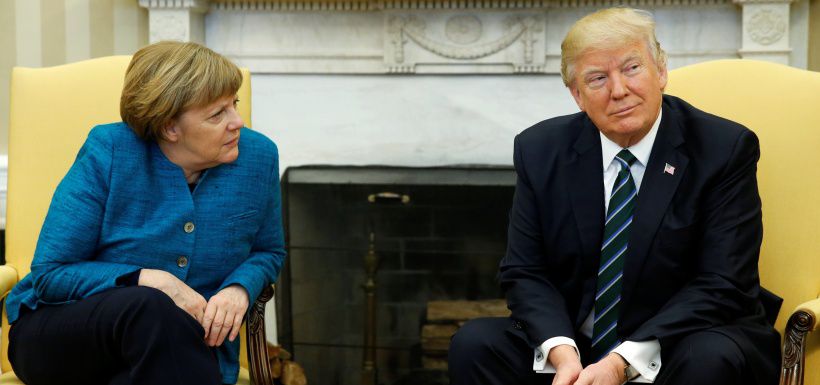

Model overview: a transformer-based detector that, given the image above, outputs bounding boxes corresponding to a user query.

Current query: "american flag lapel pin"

[664,163,676,175]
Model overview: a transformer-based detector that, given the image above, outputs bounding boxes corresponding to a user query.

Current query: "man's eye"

[587,76,606,88]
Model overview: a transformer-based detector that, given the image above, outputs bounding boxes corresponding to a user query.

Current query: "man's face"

[569,41,667,147]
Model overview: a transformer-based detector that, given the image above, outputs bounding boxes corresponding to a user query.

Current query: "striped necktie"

[591,149,638,361]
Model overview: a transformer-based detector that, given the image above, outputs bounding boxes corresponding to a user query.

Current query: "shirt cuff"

[533,337,579,373]
[611,340,662,382]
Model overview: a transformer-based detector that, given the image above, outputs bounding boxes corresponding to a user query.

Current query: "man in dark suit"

[448,8,780,385]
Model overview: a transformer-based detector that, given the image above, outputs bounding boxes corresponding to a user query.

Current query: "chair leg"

[779,309,815,385]
[247,285,276,385]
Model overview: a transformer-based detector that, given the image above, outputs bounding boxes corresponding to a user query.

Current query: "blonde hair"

[560,8,667,87]
[120,41,242,141]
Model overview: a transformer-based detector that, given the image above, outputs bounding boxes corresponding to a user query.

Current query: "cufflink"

[648,361,659,370]
[535,351,544,361]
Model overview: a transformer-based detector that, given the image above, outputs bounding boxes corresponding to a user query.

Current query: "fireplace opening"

[277,165,515,385]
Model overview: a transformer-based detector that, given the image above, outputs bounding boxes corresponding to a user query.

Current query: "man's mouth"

[612,105,637,116]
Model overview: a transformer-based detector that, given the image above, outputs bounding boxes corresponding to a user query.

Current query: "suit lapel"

[568,117,605,264]
[621,100,689,304]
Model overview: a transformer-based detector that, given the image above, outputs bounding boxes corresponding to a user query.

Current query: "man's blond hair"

[120,41,242,141]
[560,8,667,87]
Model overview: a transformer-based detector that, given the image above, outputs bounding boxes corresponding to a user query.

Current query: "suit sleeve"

[499,134,576,346]
[218,143,286,303]
[31,127,142,303]
[630,129,764,345]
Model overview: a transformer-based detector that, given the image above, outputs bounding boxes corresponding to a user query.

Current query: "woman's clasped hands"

[138,268,250,347]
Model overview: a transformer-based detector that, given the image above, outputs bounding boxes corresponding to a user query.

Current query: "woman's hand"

[202,285,249,347]
[138,268,207,324]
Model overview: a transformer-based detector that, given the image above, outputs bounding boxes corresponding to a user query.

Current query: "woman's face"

[166,94,244,170]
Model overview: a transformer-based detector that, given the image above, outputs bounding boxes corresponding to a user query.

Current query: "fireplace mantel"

[139,0,809,74]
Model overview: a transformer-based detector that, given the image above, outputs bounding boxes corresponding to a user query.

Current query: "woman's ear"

[162,121,179,143]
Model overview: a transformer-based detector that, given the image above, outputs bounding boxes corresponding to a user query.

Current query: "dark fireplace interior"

[276,165,515,385]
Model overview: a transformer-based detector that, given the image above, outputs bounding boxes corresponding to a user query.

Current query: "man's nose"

[610,74,629,99]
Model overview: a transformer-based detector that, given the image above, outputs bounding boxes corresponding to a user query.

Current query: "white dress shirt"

[532,110,664,382]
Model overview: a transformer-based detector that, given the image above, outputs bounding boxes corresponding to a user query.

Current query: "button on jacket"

[5,122,287,384]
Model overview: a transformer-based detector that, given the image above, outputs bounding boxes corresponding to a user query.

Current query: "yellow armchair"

[0,56,275,384]
[667,59,820,385]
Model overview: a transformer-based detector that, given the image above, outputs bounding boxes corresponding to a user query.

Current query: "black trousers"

[8,286,223,385]
[448,317,759,385]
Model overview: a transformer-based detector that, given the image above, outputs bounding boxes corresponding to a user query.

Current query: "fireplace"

[276,165,515,385]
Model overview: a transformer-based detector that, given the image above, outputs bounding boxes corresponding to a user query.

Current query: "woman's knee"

[112,286,203,336]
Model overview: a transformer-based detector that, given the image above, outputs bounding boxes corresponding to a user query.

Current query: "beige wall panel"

[41,0,67,67]
[15,0,41,68]
[113,0,148,55]
[65,0,91,63]
[0,0,16,154]
[137,2,148,49]
[811,0,820,71]
[89,0,113,58]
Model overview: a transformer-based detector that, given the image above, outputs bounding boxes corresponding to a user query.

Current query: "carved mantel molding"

[209,0,734,11]
[733,0,794,64]
[139,0,806,74]
[139,0,210,43]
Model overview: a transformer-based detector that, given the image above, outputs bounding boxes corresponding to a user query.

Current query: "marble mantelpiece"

[140,0,809,73]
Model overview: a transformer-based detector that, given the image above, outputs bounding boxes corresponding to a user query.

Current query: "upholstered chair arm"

[246,285,275,385]
[780,296,820,385]
[0,265,19,299]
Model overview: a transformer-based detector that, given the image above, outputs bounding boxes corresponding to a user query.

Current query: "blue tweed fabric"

[5,122,286,384]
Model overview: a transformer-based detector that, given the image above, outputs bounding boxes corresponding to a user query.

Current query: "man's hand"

[138,268,207,323]
[202,285,250,347]
[549,345,583,385]
[572,353,627,385]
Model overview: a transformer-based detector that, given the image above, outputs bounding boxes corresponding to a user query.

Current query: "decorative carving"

[780,309,814,385]
[139,0,209,11]
[445,15,482,45]
[150,13,189,42]
[747,9,786,46]
[388,16,418,64]
[247,285,276,385]
[391,15,542,60]
[210,0,733,11]
[517,16,544,64]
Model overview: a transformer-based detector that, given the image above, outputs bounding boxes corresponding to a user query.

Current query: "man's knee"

[660,331,746,384]
[450,318,507,363]
[684,331,744,371]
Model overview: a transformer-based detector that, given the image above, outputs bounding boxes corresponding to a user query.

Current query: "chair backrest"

[667,59,820,384]
[1,56,253,372]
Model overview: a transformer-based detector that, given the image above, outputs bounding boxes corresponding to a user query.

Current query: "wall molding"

[211,0,733,11]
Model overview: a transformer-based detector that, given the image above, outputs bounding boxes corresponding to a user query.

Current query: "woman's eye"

[209,111,224,121]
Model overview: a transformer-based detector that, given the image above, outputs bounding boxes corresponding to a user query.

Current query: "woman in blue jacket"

[5,41,286,385]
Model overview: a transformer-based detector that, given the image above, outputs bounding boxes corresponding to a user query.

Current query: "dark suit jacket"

[501,95,779,383]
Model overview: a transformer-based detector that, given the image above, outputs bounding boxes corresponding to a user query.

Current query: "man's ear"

[658,64,668,92]
[569,85,585,112]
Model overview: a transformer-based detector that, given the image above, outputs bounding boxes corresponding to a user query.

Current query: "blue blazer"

[5,122,286,384]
